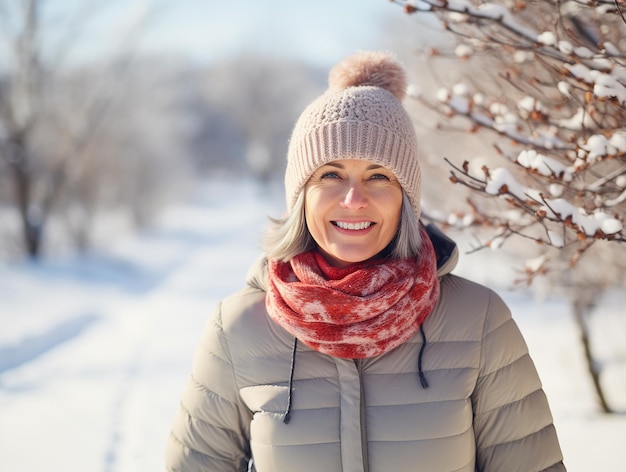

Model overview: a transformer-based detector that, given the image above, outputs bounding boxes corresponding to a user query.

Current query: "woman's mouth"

[332,221,374,231]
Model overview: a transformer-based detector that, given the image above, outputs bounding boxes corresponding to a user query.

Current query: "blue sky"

[0,0,433,69]
[44,0,418,67]
[137,0,409,65]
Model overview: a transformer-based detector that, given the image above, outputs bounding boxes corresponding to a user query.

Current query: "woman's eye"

[320,171,340,179]
[371,173,390,180]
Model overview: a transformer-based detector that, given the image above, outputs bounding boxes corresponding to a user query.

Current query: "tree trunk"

[572,299,612,414]
[14,166,42,258]
[7,137,43,259]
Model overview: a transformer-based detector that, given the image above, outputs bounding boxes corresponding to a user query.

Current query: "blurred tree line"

[0,0,325,260]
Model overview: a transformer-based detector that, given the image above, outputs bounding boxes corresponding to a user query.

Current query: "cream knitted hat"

[285,51,421,220]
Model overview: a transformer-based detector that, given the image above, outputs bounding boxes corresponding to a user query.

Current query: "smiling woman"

[304,160,403,267]
[166,51,566,472]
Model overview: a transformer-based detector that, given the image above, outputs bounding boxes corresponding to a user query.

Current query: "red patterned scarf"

[266,228,440,359]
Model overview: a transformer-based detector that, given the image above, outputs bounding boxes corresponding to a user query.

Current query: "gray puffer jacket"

[166,226,565,472]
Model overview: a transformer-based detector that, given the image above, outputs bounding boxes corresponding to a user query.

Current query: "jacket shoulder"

[219,286,266,326]
[428,274,510,342]
[215,287,296,376]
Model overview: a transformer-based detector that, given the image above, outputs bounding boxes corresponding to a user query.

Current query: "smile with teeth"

[333,221,373,230]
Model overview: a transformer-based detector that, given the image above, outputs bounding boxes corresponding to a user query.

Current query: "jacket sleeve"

[166,302,252,472]
[472,291,566,472]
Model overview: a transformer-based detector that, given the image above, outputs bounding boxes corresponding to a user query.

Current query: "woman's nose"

[340,185,368,209]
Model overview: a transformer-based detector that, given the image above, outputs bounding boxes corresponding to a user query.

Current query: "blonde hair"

[264,191,422,262]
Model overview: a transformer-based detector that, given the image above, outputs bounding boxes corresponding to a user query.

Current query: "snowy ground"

[1,178,624,471]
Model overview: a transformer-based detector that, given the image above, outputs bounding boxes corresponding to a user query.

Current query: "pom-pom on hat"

[285,51,421,221]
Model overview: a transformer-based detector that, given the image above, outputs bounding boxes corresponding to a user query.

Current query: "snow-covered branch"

[393,0,626,274]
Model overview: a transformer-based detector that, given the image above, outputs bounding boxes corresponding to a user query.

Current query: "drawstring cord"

[418,325,429,389]
[283,337,299,424]
[283,327,427,425]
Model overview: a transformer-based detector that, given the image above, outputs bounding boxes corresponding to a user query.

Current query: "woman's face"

[304,159,403,268]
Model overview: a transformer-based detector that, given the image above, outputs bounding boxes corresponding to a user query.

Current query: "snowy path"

[0,181,283,471]
[1,179,624,471]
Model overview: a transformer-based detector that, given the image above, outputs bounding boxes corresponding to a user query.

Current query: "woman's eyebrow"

[320,162,384,170]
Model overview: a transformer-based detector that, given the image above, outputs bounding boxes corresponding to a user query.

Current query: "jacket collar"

[424,223,459,278]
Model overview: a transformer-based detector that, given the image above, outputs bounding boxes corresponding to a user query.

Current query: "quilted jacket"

[166,226,565,471]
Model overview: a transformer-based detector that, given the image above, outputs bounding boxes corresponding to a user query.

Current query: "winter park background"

[2,178,626,471]
[1,0,626,471]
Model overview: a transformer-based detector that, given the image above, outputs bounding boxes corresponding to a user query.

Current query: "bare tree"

[388,0,626,412]
[0,0,47,257]
[51,59,192,248]
[0,0,180,258]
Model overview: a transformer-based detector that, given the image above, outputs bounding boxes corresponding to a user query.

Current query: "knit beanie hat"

[285,51,421,221]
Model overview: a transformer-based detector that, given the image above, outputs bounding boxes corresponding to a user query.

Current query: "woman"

[166,51,565,471]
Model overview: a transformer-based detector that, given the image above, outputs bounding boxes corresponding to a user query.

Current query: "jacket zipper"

[355,359,369,472]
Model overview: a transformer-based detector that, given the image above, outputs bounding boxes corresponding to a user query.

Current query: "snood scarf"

[266,228,440,359]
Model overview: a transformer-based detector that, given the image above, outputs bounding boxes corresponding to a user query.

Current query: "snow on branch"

[401,0,540,42]
[393,0,626,276]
